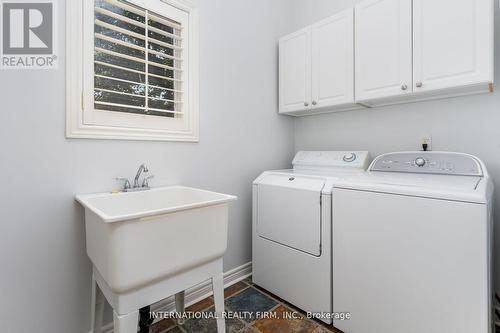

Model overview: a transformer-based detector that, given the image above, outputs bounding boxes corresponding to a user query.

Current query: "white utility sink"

[76,186,237,294]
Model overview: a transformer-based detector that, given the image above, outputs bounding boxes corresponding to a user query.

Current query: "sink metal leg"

[212,273,226,333]
[90,275,105,333]
[175,291,186,325]
[139,306,154,333]
[114,310,139,333]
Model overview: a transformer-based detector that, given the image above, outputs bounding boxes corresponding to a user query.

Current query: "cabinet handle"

[416,82,423,88]
[312,101,317,106]
[304,102,309,107]
[401,84,408,91]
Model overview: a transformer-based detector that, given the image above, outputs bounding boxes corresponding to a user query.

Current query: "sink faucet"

[133,164,149,188]
[116,164,153,192]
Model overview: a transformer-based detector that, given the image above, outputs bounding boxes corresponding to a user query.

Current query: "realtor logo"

[1,1,58,69]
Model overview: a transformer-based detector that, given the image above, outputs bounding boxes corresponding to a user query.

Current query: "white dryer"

[252,151,370,323]
[332,151,493,333]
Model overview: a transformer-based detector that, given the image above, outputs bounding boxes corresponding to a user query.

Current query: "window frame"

[66,0,199,142]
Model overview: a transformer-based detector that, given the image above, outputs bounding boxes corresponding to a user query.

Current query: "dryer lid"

[257,173,326,192]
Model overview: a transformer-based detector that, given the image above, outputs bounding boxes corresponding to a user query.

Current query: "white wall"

[4,1,497,331]
[290,0,500,290]
[0,1,295,332]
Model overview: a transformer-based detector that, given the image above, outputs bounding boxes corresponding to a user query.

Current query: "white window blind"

[94,0,184,118]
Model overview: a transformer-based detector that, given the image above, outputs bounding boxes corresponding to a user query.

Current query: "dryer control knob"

[343,153,357,162]
[415,157,426,167]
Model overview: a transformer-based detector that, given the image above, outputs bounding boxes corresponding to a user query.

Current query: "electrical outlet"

[421,136,432,151]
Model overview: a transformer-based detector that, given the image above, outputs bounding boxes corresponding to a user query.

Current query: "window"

[67,0,199,141]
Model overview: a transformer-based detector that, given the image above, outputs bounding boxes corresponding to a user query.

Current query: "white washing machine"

[332,151,493,333]
[252,151,370,324]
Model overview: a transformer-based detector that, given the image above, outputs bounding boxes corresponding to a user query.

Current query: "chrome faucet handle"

[116,177,131,190]
[142,175,154,188]
[134,164,149,188]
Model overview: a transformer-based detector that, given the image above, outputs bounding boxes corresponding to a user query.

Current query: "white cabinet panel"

[413,0,493,92]
[279,28,311,113]
[279,8,360,116]
[311,9,355,109]
[279,0,493,114]
[355,0,412,101]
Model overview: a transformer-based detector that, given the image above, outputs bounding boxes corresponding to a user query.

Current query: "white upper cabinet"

[279,9,359,116]
[279,28,311,114]
[311,10,355,110]
[413,0,493,92]
[355,0,412,101]
[278,0,493,115]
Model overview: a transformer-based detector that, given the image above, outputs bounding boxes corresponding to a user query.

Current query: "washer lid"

[334,172,486,203]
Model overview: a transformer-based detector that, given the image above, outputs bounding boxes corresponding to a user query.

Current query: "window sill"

[66,122,199,142]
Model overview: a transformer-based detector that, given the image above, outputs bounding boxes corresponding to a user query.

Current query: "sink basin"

[76,186,237,294]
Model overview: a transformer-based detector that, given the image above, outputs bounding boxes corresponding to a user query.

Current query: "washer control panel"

[293,151,370,170]
[370,152,483,176]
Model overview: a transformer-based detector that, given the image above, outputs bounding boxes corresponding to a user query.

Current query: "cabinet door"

[355,0,412,102]
[279,28,311,113]
[311,9,355,109]
[413,0,493,92]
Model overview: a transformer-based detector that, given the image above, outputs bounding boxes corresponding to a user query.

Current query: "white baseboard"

[95,262,252,333]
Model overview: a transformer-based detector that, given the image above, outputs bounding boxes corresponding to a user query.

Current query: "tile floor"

[150,276,343,333]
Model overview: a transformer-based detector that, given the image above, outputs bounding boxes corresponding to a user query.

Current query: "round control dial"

[415,157,426,167]
[343,153,357,162]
